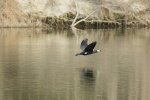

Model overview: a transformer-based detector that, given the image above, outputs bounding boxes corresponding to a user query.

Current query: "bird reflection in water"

[79,67,97,100]
[80,67,96,81]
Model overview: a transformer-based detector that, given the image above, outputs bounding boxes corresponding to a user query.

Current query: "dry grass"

[0,0,150,27]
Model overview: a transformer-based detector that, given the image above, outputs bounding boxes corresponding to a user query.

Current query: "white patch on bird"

[84,52,88,54]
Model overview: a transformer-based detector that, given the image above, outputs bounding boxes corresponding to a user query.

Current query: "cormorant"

[75,38,100,56]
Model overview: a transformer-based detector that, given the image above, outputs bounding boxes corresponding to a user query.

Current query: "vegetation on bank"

[1,0,150,29]
[41,0,150,29]
[41,11,150,29]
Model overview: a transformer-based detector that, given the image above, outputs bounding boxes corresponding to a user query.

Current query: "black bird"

[75,38,100,56]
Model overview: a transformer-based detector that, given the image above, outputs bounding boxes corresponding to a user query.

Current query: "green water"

[0,28,150,100]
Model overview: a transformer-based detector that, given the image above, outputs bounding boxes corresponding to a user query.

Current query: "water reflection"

[80,68,96,79]
[79,67,96,100]
[0,28,150,100]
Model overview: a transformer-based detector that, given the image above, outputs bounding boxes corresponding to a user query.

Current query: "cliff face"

[0,0,150,27]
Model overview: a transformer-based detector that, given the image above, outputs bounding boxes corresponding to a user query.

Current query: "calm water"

[0,28,150,100]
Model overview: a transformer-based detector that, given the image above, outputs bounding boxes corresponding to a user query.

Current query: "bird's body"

[75,38,100,56]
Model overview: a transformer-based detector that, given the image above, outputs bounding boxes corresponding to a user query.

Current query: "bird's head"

[93,49,101,53]
[96,49,102,52]
[97,50,100,52]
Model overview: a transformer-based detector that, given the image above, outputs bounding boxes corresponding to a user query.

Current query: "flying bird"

[75,38,100,56]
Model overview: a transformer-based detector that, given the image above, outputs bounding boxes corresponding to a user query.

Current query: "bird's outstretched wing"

[84,41,96,52]
[80,38,88,51]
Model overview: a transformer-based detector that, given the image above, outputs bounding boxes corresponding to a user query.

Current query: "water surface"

[0,28,150,100]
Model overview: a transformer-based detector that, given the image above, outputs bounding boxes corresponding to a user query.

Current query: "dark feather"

[84,42,96,52]
[80,38,88,51]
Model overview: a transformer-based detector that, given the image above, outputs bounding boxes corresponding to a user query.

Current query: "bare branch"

[72,11,96,27]
[71,0,79,26]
